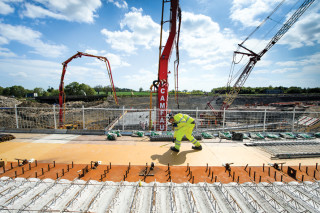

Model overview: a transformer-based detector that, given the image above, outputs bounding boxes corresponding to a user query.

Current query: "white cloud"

[230,0,278,27]
[0,23,67,57]
[101,29,136,53]
[276,61,298,67]
[252,52,320,87]
[23,3,66,20]
[107,0,128,9]
[271,67,298,73]
[189,59,229,70]
[0,0,23,15]
[0,47,16,57]
[180,12,239,69]
[83,49,104,56]
[84,49,130,69]
[106,53,130,68]
[0,58,61,88]
[302,65,320,75]
[0,1,14,15]
[9,71,27,78]
[279,2,320,49]
[0,36,9,45]
[277,52,320,67]
[175,73,229,91]
[253,69,269,74]
[253,59,272,68]
[123,68,157,89]
[230,1,320,49]
[101,7,160,54]
[22,0,102,23]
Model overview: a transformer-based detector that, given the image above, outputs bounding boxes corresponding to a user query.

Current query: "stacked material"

[280,132,296,139]
[219,132,232,139]
[250,132,265,140]
[201,132,214,139]
[266,133,281,139]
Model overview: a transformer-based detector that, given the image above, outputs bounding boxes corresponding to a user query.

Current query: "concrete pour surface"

[1,133,320,167]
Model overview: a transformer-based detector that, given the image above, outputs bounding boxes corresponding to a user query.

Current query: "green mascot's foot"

[170,146,180,152]
[192,145,202,150]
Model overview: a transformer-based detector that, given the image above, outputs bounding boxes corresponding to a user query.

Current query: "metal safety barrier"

[0,106,319,133]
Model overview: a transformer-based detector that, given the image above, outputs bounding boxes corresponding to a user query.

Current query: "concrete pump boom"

[156,0,181,131]
[58,51,118,128]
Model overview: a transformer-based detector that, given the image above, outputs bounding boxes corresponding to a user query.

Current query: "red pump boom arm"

[156,0,181,131]
[58,51,118,127]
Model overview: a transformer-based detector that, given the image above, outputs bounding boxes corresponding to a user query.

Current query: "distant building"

[265,89,283,94]
[26,93,38,98]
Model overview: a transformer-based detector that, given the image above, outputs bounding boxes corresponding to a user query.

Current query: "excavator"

[205,0,315,123]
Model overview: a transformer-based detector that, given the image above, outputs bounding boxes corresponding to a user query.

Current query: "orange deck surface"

[0,133,319,183]
[0,161,319,183]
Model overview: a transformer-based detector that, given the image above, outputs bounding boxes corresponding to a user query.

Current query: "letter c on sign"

[160,88,165,94]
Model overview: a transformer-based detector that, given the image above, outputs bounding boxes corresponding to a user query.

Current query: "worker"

[168,113,202,152]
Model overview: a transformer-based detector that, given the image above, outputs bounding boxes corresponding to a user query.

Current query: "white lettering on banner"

[158,86,167,131]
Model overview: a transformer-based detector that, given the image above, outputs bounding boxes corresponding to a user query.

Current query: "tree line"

[210,86,320,95]
[0,83,319,98]
[0,82,133,98]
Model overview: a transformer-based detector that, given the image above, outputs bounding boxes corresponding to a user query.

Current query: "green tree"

[64,82,95,96]
[286,86,302,94]
[3,86,26,98]
[191,90,204,95]
[104,85,112,95]
[47,86,54,93]
[79,83,95,95]
[0,86,3,95]
[50,89,59,96]
[94,85,103,95]
[33,87,45,96]
[65,82,80,95]
[307,87,320,93]
[139,87,143,92]
[2,87,10,96]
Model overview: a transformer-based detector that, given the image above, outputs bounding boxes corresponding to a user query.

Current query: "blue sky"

[0,0,319,92]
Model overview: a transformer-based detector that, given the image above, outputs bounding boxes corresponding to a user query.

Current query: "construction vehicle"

[206,0,315,118]
[58,52,118,128]
[150,0,181,131]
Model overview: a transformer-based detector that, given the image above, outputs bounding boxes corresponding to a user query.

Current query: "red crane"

[154,0,181,131]
[207,0,315,114]
[58,51,118,128]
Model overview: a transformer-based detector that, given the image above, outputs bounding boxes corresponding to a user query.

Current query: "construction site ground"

[1,133,320,184]
[1,94,320,110]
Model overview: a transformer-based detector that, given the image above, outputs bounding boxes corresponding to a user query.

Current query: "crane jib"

[219,0,315,113]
